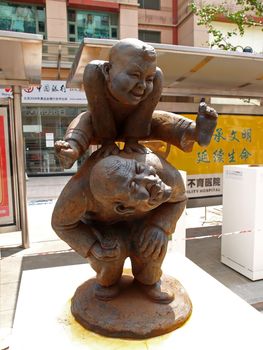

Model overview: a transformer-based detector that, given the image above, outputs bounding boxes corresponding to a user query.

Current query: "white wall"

[210,21,263,54]
[210,21,263,106]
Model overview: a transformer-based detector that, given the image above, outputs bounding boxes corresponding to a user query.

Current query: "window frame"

[138,0,160,10]
[138,29,161,43]
[67,8,119,42]
[0,1,46,38]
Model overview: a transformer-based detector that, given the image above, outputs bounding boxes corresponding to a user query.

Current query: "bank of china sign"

[0,81,87,105]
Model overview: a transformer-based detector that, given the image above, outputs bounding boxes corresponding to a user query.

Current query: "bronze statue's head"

[89,155,172,216]
[102,38,157,106]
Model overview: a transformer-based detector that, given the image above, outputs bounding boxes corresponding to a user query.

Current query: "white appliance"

[221,165,263,280]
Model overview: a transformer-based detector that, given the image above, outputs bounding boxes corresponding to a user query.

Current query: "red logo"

[4,88,12,93]
[23,87,34,93]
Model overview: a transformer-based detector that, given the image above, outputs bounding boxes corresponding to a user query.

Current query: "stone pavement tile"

[1,240,69,259]
[251,302,263,312]
[27,201,58,243]
[21,251,86,271]
[0,248,86,334]
[0,282,18,312]
[186,235,221,263]
[26,176,69,200]
[0,257,22,284]
[19,240,70,256]
[0,309,14,330]
[186,236,263,307]
[211,268,253,289]
[0,233,22,249]
[9,255,263,350]
[186,225,221,238]
[232,282,263,305]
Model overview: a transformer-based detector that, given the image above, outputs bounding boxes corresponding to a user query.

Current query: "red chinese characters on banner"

[0,115,9,218]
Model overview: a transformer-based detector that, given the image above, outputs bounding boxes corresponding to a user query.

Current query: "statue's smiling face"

[104,44,157,106]
[90,156,172,215]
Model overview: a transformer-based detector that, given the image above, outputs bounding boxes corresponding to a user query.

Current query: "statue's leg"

[87,255,125,286]
[86,235,127,301]
[130,240,167,286]
[131,237,174,304]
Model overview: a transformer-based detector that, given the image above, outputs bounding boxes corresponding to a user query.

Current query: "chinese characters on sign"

[196,127,252,165]
[166,114,263,198]
[0,81,87,104]
[22,81,87,104]
[186,174,222,198]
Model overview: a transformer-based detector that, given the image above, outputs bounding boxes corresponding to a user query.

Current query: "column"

[13,86,29,248]
[46,0,68,42]
[119,2,138,39]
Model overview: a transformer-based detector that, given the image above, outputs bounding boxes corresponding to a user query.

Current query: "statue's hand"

[196,101,218,147]
[138,225,168,260]
[94,141,120,159]
[54,140,80,169]
[90,241,121,261]
[124,140,148,154]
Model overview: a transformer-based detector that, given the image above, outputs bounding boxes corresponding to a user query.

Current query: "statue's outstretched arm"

[55,111,93,169]
[51,179,97,258]
[149,101,218,152]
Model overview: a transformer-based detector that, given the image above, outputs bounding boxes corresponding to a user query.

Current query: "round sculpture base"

[71,274,192,339]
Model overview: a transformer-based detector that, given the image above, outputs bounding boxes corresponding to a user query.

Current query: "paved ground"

[1,176,263,349]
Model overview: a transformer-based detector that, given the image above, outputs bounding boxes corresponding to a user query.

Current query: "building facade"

[0,0,178,176]
[1,0,262,177]
[0,0,177,44]
[177,0,263,53]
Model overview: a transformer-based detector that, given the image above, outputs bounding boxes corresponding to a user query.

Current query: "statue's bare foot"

[94,143,120,158]
[123,141,148,154]
[135,279,174,304]
[94,283,120,301]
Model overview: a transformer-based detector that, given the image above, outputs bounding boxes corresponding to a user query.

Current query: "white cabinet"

[221,165,263,280]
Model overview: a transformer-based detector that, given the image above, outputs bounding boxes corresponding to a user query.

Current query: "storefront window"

[0,2,46,38]
[68,9,118,42]
[22,106,88,175]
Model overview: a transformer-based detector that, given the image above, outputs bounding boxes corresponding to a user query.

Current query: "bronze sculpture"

[55,38,217,168]
[52,38,218,338]
[52,152,186,302]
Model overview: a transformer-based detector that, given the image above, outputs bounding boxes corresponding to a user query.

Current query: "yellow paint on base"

[57,299,175,350]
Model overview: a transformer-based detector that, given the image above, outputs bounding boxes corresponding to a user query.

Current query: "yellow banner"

[163,114,263,175]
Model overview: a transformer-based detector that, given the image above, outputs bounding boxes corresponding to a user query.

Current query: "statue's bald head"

[109,38,156,64]
[89,154,173,215]
[89,156,134,203]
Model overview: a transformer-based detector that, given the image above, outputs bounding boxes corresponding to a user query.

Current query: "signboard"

[1,81,87,105]
[22,81,87,104]
[45,133,54,148]
[0,107,14,225]
[0,88,12,99]
[165,114,263,198]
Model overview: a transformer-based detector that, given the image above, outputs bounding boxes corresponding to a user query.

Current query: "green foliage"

[190,0,263,50]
